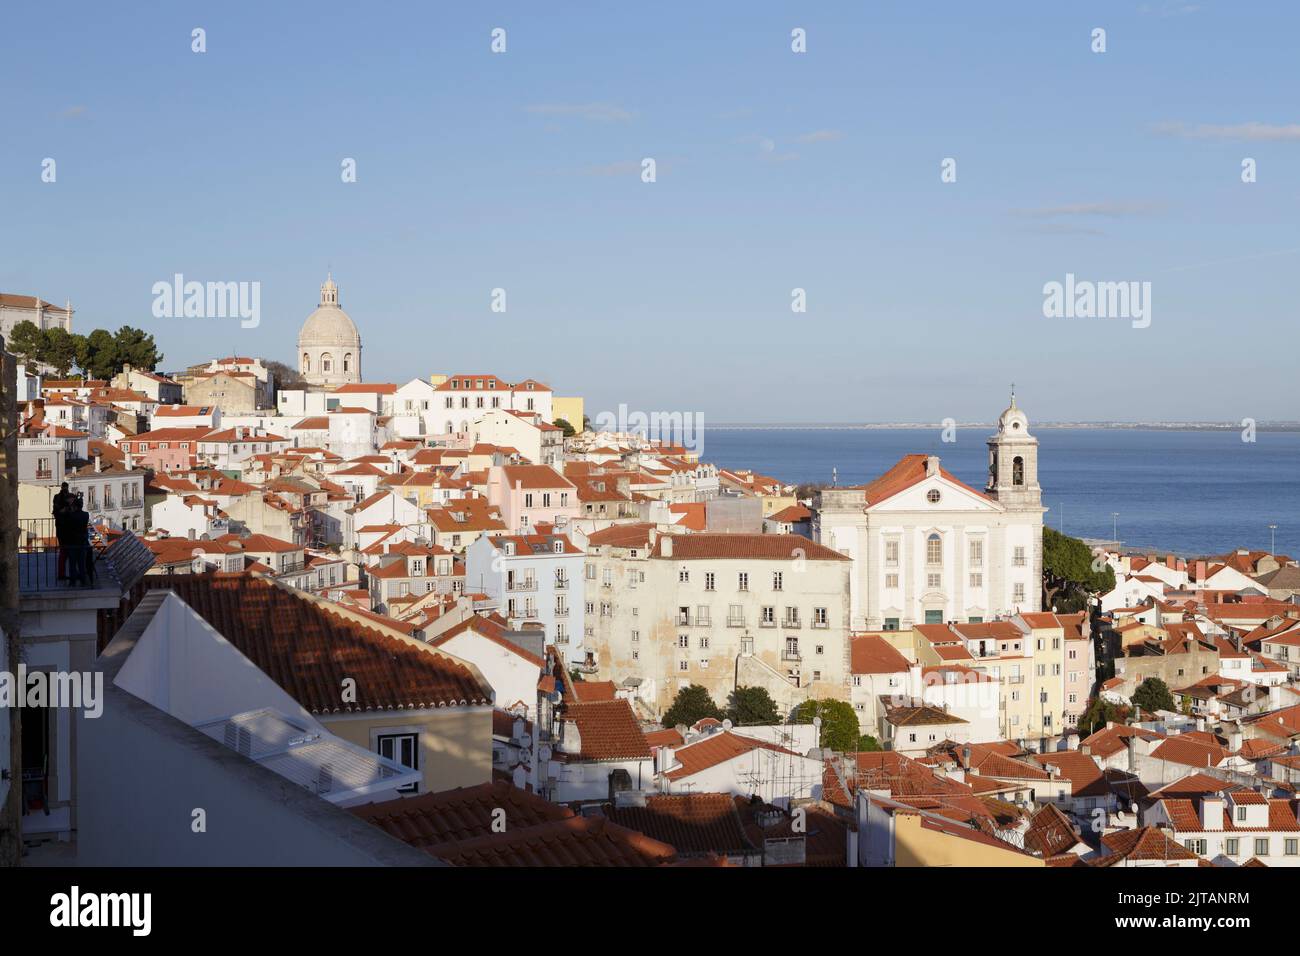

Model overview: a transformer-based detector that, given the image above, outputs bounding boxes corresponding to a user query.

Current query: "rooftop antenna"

[831,466,837,488]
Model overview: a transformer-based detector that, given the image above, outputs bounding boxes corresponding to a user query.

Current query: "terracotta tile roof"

[1149,736,1231,769]
[1160,797,1300,833]
[1024,803,1082,857]
[1098,827,1200,865]
[138,575,492,712]
[570,680,618,702]
[586,522,656,549]
[563,700,652,760]
[427,615,545,669]
[497,464,574,490]
[1081,723,1165,759]
[734,797,848,866]
[333,382,397,394]
[429,815,676,866]
[1145,772,1238,801]
[646,728,684,749]
[1030,750,1109,797]
[883,702,969,728]
[664,731,800,781]
[938,742,1050,780]
[849,454,994,506]
[850,634,911,674]
[849,751,974,799]
[605,793,756,857]
[653,533,849,563]
[668,503,707,531]
[351,780,567,849]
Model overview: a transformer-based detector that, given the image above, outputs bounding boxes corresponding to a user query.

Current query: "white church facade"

[812,398,1045,631]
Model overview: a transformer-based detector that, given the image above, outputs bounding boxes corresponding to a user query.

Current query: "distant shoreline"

[705,422,1300,431]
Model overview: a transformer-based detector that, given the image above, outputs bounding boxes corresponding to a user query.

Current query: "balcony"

[726,616,745,628]
[17,524,154,600]
[783,619,802,630]
[759,618,776,628]
[554,578,569,590]
[506,580,537,593]
[782,650,802,662]
[812,620,828,629]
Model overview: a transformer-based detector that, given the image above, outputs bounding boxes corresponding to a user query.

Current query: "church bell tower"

[987,390,1042,511]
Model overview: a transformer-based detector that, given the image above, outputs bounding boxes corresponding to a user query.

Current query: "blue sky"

[3,1,1298,423]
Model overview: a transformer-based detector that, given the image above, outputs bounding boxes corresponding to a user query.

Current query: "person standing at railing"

[52,482,74,581]
[65,496,93,587]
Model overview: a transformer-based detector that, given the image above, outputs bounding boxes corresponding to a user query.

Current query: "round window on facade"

[926,489,941,503]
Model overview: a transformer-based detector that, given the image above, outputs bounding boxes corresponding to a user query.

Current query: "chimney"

[1199,794,1225,831]
[93,453,102,473]
[655,746,675,774]
[661,535,673,558]
[1127,735,1137,773]
[925,455,940,478]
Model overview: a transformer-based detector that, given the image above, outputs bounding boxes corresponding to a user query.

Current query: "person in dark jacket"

[65,497,93,587]
[52,482,74,581]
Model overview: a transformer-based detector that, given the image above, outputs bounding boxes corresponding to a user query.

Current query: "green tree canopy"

[74,329,118,380]
[726,686,779,726]
[857,734,882,752]
[553,417,577,438]
[1132,677,1175,714]
[1077,696,1123,736]
[1043,526,1115,611]
[790,698,860,752]
[7,320,45,366]
[6,322,159,379]
[662,684,722,728]
[42,327,79,377]
[111,325,162,371]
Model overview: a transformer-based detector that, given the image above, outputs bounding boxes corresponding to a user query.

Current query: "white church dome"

[299,276,360,347]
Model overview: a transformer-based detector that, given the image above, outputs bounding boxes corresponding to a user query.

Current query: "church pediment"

[866,474,1003,514]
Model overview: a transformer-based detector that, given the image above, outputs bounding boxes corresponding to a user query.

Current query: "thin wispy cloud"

[1153,120,1300,142]
[59,105,88,119]
[525,102,633,122]
[1015,200,1166,218]
[795,129,844,144]
[1022,222,1107,237]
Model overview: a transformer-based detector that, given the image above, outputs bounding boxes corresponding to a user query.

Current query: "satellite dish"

[722,719,733,730]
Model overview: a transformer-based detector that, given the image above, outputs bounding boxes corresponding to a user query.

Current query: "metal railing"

[18,519,104,592]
